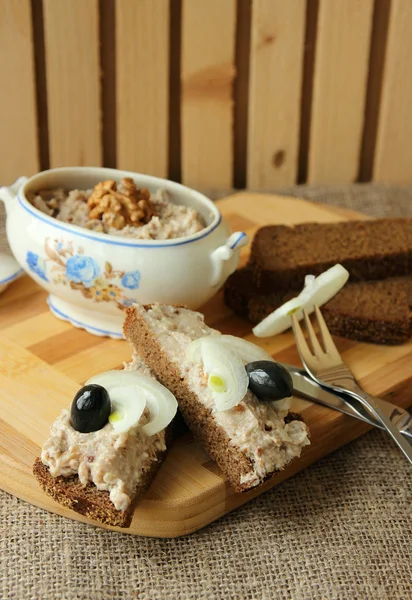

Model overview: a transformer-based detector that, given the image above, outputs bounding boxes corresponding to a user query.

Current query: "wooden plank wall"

[0,0,39,179]
[43,0,102,168]
[0,0,411,189]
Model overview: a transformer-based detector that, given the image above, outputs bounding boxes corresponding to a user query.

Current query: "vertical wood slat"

[247,0,306,190]
[0,0,38,183]
[3,1,411,190]
[116,0,170,177]
[373,1,412,183]
[181,0,236,189]
[307,0,374,185]
[43,0,101,167]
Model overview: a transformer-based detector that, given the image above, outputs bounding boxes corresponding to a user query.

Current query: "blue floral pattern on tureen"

[121,271,140,290]
[25,238,141,311]
[26,251,48,282]
[66,255,100,287]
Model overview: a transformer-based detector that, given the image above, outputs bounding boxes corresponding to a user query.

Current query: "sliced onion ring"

[186,334,273,366]
[253,264,349,338]
[134,376,178,437]
[87,370,177,436]
[185,337,204,364]
[272,396,292,412]
[201,337,248,412]
[185,334,221,364]
[107,385,146,434]
[219,335,274,364]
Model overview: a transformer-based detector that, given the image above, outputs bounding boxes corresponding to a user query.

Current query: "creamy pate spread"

[40,362,166,512]
[28,184,206,240]
[136,305,310,487]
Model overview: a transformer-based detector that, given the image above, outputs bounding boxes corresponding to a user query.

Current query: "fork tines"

[291,306,340,368]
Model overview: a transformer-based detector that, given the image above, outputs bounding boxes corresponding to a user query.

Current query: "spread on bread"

[34,365,177,527]
[184,335,293,412]
[35,304,311,525]
[124,304,310,491]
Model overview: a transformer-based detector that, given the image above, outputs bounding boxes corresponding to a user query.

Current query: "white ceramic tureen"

[0,252,23,294]
[0,167,248,338]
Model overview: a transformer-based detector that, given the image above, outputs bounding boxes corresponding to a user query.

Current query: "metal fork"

[292,306,412,465]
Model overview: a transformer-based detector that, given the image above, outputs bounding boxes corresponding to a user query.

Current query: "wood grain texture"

[373,1,412,183]
[181,0,236,189]
[116,0,169,177]
[308,0,374,184]
[1,193,411,537]
[43,0,101,167]
[247,0,306,189]
[0,0,38,183]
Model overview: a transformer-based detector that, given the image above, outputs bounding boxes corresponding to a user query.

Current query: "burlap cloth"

[1,185,411,600]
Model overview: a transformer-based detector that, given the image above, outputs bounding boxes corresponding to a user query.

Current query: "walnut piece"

[87,178,156,230]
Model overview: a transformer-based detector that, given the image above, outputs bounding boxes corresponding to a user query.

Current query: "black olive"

[245,361,293,402]
[70,384,111,433]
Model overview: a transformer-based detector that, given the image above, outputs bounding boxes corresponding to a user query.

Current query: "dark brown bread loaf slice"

[33,448,166,528]
[224,267,412,345]
[123,305,310,493]
[322,278,412,344]
[223,267,292,323]
[250,219,412,292]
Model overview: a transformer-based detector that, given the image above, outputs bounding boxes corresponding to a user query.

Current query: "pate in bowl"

[0,167,248,338]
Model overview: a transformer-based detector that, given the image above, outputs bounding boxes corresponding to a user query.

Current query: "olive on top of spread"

[70,384,111,433]
[245,360,293,402]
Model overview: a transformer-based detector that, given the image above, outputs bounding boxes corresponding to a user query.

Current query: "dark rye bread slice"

[250,219,412,292]
[224,267,412,345]
[123,305,309,493]
[322,278,412,345]
[223,267,293,323]
[33,446,166,528]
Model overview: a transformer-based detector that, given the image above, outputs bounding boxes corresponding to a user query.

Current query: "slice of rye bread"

[123,304,310,493]
[250,219,412,292]
[33,444,166,528]
[224,267,412,345]
[33,374,174,529]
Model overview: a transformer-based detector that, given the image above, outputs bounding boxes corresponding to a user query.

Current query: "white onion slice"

[87,370,177,436]
[185,338,205,364]
[134,377,178,437]
[272,397,292,412]
[219,335,275,364]
[253,264,349,338]
[186,334,274,366]
[200,337,248,412]
[107,385,146,434]
[185,333,221,364]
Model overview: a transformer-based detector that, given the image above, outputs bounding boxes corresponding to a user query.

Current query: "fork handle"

[344,386,412,465]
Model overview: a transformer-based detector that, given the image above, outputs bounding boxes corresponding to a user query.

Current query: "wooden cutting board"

[1,192,411,538]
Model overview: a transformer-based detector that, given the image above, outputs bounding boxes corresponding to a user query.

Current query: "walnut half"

[87,178,156,230]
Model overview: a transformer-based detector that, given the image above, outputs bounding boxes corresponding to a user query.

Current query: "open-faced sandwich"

[33,361,177,528]
[34,303,310,526]
[124,304,310,492]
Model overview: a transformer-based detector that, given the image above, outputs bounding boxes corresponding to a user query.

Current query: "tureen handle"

[0,176,28,214]
[210,232,248,287]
